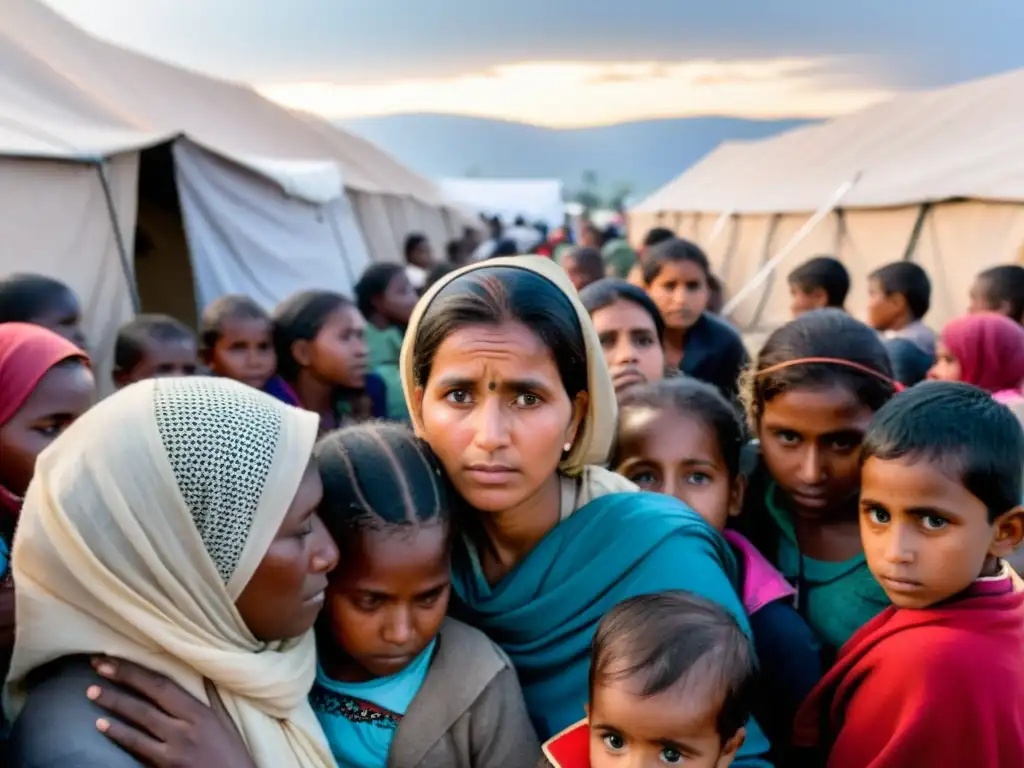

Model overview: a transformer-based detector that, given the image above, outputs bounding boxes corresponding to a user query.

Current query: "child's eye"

[685,472,711,486]
[774,430,800,446]
[444,390,473,405]
[867,508,890,525]
[627,470,658,490]
[827,435,860,452]
[922,515,948,531]
[660,747,683,764]
[602,733,626,753]
[514,393,541,408]
[354,595,383,611]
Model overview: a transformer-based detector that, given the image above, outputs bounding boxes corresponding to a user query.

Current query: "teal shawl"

[450,491,773,766]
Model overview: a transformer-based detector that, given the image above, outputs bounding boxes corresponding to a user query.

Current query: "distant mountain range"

[339,113,813,201]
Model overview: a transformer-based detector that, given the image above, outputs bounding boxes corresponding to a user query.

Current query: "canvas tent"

[0,0,474,384]
[630,68,1024,335]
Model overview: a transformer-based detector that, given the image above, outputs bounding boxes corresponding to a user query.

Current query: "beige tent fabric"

[6,377,333,767]
[399,255,618,474]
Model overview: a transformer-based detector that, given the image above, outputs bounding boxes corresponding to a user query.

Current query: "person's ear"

[809,287,829,310]
[290,339,313,369]
[565,391,590,447]
[412,386,426,434]
[728,474,747,519]
[716,727,746,767]
[989,506,1024,560]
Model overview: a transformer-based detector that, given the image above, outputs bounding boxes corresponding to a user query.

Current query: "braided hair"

[313,423,450,542]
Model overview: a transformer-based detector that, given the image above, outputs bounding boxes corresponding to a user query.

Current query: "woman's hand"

[87,656,257,768]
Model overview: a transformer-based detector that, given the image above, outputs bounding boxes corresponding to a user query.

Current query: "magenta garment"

[942,313,1024,393]
[723,529,796,615]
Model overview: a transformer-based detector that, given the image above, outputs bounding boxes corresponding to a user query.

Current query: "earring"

[563,442,573,453]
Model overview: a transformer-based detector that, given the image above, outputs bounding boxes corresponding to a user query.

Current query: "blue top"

[450,490,773,766]
[310,639,437,768]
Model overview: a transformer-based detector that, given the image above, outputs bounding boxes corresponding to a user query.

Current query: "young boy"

[787,256,850,317]
[865,262,936,356]
[113,314,198,388]
[200,295,277,391]
[539,592,754,768]
[794,381,1024,768]
[562,247,606,292]
[969,264,1024,325]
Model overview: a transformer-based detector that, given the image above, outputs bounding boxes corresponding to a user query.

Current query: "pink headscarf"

[941,313,1024,394]
[0,323,88,426]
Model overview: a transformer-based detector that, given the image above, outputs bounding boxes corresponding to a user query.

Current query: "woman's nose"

[472,398,511,451]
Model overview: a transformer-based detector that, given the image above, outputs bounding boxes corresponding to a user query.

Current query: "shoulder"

[702,312,745,345]
[9,656,143,768]
[437,618,514,678]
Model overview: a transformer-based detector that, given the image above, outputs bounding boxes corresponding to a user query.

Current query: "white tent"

[0,0,475,384]
[439,178,566,229]
[630,69,1024,334]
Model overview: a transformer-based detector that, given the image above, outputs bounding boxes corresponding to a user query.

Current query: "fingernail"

[96,663,116,678]
[86,686,101,700]
[96,719,110,733]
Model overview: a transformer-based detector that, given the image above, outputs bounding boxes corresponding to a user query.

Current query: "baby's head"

[113,314,198,388]
[313,423,452,681]
[589,592,755,768]
[860,381,1024,609]
[201,295,277,390]
[615,379,745,531]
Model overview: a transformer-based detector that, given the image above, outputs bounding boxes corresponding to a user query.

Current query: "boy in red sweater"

[794,381,1024,767]
[538,591,755,768]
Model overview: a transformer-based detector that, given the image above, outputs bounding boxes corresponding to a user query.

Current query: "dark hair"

[404,233,428,262]
[445,240,462,261]
[0,273,78,324]
[579,278,665,343]
[114,314,195,374]
[787,256,850,308]
[743,309,897,427]
[314,423,449,541]
[425,262,458,292]
[565,247,605,281]
[412,267,588,401]
[642,227,675,250]
[354,263,406,319]
[870,262,931,320]
[492,239,519,258]
[591,591,756,740]
[863,381,1024,522]
[618,379,745,478]
[200,294,269,352]
[642,238,711,286]
[883,338,934,387]
[272,290,352,381]
[975,265,1024,324]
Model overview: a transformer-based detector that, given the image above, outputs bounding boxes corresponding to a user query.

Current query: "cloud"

[257,58,896,128]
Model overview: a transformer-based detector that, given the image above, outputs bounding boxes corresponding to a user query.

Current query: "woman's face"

[299,305,369,388]
[646,261,709,331]
[0,361,95,496]
[591,299,665,397]
[415,321,587,514]
[235,463,339,642]
[322,523,450,682]
[757,385,874,517]
[927,341,962,382]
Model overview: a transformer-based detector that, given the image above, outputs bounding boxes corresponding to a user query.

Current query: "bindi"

[488,381,497,391]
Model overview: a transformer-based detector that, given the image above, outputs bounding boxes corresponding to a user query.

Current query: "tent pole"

[95,160,141,313]
[748,213,783,330]
[705,209,735,246]
[721,173,862,318]
[901,203,932,261]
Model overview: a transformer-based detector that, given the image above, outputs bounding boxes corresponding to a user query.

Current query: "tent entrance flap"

[96,160,141,313]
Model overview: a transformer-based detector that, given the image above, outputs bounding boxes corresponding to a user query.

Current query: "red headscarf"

[0,322,88,426]
[941,313,1024,394]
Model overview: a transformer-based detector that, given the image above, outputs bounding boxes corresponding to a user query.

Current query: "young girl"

[928,312,1024,409]
[355,264,419,421]
[0,273,88,351]
[641,238,747,399]
[312,423,539,767]
[613,378,820,762]
[272,289,386,433]
[737,309,898,662]
[579,278,666,400]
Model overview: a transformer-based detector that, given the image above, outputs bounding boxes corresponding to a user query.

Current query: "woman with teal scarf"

[399,256,773,766]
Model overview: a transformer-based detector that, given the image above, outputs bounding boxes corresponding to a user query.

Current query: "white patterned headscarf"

[5,377,335,767]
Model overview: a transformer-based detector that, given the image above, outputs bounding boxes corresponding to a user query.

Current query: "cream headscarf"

[399,256,635,503]
[5,377,334,768]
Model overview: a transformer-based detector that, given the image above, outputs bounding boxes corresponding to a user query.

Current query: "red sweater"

[794,572,1024,767]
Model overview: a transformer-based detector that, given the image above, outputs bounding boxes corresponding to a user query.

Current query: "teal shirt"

[450,490,773,767]
[363,324,409,422]
[764,483,889,652]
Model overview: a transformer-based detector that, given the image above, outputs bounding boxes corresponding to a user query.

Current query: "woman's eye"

[602,733,625,752]
[661,747,683,764]
[922,515,948,531]
[628,470,658,489]
[514,393,540,407]
[444,390,472,405]
[868,508,890,525]
[636,335,655,348]
[32,423,62,438]
[685,472,711,486]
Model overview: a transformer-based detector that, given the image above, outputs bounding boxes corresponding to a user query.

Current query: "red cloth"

[541,720,590,768]
[0,322,86,426]
[942,313,1024,393]
[794,575,1024,767]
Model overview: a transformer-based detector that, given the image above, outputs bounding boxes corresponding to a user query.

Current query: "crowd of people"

[0,219,1023,768]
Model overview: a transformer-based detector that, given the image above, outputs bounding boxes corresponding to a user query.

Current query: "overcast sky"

[42,0,1024,127]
